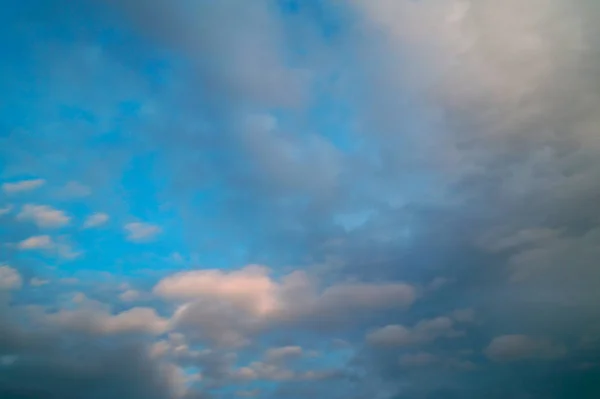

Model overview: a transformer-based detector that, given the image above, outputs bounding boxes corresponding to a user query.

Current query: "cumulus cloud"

[366,317,460,347]
[156,264,415,346]
[2,178,45,193]
[0,265,22,290]
[124,222,162,242]
[18,235,82,260]
[154,265,279,316]
[17,204,70,228]
[485,334,567,362]
[44,306,169,336]
[83,212,110,228]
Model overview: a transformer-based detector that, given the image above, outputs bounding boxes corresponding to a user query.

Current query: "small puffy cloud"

[18,235,53,250]
[2,178,45,194]
[484,335,567,362]
[17,204,70,228]
[30,277,50,287]
[124,222,162,242]
[18,235,82,260]
[0,204,13,216]
[0,265,22,290]
[83,212,109,228]
[233,359,338,383]
[367,317,459,347]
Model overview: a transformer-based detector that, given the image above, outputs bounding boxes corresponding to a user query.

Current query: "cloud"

[30,277,50,287]
[366,317,460,347]
[155,265,280,316]
[108,0,309,109]
[18,235,53,250]
[264,346,303,363]
[120,289,142,302]
[124,222,162,242]
[83,212,110,228]
[2,178,45,193]
[485,334,567,362]
[44,306,169,336]
[16,204,70,228]
[0,265,22,290]
[18,235,82,259]
[312,282,416,317]
[0,204,13,216]
[156,265,416,346]
[2,0,600,398]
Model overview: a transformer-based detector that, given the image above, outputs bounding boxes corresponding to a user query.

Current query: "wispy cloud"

[124,222,162,243]
[83,212,109,228]
[2,178,46,193]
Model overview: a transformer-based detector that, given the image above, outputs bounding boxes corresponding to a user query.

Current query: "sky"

[1,0,600,398]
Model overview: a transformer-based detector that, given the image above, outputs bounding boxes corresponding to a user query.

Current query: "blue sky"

[2,0,600,398]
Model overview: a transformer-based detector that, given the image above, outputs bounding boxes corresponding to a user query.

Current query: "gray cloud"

[3,0,600,398]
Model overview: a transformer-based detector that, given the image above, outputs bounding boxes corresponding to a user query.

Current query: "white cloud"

[83,212,109,228]
[124,222,162,242]
[18,235,53,250]
[485,334,566,362]
[0,204,13,216]
[0,265,22,290]
[367,316,460,347]
[17,204,70,228]
[154,265,280,316]
[2,178,46,194]
[18,235,82,260]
